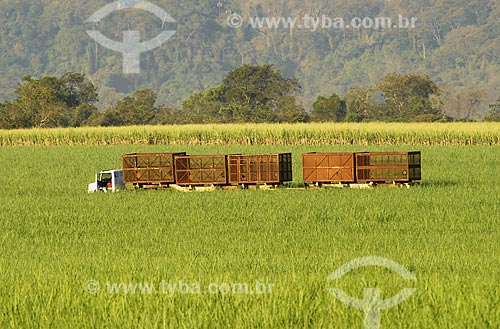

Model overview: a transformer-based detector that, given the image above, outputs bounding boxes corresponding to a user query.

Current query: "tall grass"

[1,145,499,327]
[1,123,500,146]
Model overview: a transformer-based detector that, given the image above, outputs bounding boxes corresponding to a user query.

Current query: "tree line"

[0,0,497,117]
[0,65,498,129]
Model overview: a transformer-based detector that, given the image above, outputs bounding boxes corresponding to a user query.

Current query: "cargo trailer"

[122,152,186,187]
[356,151,421,183]
[174,155,228,186]
[302,152,356,184]
[228,153,293,185]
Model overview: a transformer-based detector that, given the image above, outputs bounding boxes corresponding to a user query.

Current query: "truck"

[88,169,126,193]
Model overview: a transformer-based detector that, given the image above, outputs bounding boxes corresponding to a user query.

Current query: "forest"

[2,67,499,129]
[0,0,498,123]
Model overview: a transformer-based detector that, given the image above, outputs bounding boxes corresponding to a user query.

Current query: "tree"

[444,89,487,121]
[221,64,306,123]
[377,73,441,121]
[72,104,99,127]
[311,93,346,122]
[179,65,307,123]
[0,102,13,129]
[344,87,377,122]
[461,89,486,121]
[274,95,309,123]
[181,86,225,123]
[58,72,99,108]
[98,88,160,126]
[3,73,98,128]
[59,72,99,127]
[9,75,67,128]
[152,105,180,125]
[484,97,500,122]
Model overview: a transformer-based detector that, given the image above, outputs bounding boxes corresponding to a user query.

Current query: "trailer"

[228,153,292,186]
[122,152,186,188]
[302,151,421,188]
[356,151,421,183]
[174,154,228,186]
[302,152,356,184]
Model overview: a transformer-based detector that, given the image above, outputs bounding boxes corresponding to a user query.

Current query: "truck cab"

[88,170,126,193]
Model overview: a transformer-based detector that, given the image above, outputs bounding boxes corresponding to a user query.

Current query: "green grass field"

[1,125,499,328]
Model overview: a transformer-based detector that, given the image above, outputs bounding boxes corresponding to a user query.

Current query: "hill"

[0,0,498,117]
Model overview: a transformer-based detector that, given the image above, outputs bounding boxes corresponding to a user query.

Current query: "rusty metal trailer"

[228,153,293,185]
[302,152,356,184]
[122,152,186,187]
[174,155,228,186]
[302,151,421,186]
[117,150,421,191]
[356,151,421,183]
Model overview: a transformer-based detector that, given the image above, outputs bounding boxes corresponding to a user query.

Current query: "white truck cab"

[88,170,126,193]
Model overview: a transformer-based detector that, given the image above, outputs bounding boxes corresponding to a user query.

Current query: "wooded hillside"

[0,0,498,117]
